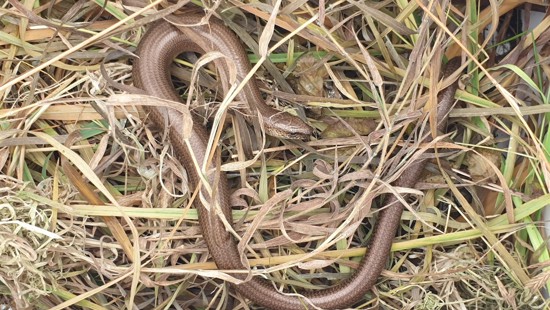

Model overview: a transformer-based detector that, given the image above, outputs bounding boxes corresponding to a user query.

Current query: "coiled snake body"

[134,14,461,310]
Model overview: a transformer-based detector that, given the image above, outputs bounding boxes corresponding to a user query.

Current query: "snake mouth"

[276,131,312,140]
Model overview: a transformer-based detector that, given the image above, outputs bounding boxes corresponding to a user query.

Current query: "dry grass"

[1,0,549,309]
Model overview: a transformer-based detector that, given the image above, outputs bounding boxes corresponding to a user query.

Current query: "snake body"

[134,15,461,310]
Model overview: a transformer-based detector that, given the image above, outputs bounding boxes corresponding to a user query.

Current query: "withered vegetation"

[1,0,549,309]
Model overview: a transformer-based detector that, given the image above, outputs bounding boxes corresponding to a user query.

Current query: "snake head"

[263,111,314,140]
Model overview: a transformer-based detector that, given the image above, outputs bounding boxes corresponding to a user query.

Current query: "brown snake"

[132,15,461,310]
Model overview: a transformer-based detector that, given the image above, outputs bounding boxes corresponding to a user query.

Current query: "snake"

[133,14,461,310]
